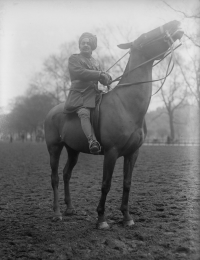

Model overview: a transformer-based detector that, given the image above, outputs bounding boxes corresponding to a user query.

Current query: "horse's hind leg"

[63,146,79,216]
[120,149,139,226]
[48,142,64,220]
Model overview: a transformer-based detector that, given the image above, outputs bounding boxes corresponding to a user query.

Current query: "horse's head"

[118,20,184,60]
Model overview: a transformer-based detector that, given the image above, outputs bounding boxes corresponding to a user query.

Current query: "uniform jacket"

[64,53,102,113]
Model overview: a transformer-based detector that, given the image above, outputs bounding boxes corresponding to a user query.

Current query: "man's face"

[79,38,92,56]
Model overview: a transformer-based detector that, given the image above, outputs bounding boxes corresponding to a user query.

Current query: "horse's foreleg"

[49,143,64,220]
[96,150,118,229]
[120,149,139,226]
[63,146,79,216]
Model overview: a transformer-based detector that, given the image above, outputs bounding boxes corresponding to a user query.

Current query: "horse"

[44,20,184,229]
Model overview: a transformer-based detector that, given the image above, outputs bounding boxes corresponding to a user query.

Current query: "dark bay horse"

[44,20,183,229]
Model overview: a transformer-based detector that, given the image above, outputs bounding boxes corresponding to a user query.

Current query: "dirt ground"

[0,142,199,260]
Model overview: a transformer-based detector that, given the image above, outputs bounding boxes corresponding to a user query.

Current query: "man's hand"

[99,72,112,86]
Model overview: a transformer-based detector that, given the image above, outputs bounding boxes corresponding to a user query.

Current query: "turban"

[79,32,97,51]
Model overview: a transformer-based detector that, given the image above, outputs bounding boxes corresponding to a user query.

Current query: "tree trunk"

[168,110,175,141]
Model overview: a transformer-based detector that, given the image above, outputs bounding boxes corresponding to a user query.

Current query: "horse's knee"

[50,158,59,172]
[63,170,71,182]
[51,173,59,188]
[101,181,111,194]
[123,180,131,192]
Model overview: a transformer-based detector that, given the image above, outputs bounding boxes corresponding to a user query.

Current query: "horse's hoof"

[64,208,76,216]
[123,219,134,227]
[52,215,62,222]
[96,221,109,229]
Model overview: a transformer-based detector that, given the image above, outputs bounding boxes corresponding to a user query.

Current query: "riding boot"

[77,108,101,154]
[88,135,101,154]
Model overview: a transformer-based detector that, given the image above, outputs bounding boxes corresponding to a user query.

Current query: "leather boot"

[88,139,101,154]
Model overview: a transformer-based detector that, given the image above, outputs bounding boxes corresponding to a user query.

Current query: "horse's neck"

[114,50,153,116]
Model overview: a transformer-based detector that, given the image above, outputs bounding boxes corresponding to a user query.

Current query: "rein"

[106,31,181,95]
[106,50,130,72]
[115,43,175,88]
[111,48,173,84]
[151,43,174,96]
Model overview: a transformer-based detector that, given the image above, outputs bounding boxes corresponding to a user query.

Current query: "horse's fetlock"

[120,205,128,214]
[97,205,104,215]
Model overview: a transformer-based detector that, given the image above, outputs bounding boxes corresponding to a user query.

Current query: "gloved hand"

[99,72,112,86]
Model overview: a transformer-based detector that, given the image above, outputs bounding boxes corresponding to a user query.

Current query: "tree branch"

[184,33,200,48]
[163,1,200,19]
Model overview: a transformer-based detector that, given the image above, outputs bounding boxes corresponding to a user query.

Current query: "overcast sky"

[0,0,199,112]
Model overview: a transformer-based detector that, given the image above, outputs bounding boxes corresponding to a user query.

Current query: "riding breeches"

[77,108,96,141]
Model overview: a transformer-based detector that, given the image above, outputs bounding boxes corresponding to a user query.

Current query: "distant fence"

[144,138,200,146]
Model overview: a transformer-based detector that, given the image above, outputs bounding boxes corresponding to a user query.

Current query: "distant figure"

[36,130,45,142]
[63,32,112,154]
[21,132,25,142]
[166,135,171,144]
[9,134,13,143]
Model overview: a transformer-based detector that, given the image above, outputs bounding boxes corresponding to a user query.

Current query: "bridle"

[106,29,182,96]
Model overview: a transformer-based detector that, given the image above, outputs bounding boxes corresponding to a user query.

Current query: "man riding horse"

[45,21,184,227]
[64,32,112,154]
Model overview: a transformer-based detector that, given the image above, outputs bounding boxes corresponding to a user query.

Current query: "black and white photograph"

[0,0,199,259]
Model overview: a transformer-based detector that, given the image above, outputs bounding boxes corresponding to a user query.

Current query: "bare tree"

[94,24,140,85]
[162,1,200,110]
[175,48,200,110]
[163,1,200,47]
[153,55,188,141]
[28,40,78,104]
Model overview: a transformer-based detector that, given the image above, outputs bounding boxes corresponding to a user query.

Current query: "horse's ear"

[117,42,132,49]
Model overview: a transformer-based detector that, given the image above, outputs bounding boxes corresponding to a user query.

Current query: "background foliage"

[0,2,199,143]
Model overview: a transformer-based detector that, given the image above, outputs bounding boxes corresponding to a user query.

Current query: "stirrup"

[89,140,101,154]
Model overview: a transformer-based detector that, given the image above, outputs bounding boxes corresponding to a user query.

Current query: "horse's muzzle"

[172,28,184,40]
